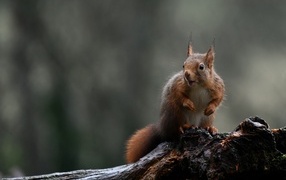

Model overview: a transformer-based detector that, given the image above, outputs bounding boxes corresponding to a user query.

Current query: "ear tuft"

[187,33,193,57]
[187,42,193,57]
[205,46,215,67]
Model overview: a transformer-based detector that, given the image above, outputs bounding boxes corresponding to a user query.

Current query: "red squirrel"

[125,43,225,163]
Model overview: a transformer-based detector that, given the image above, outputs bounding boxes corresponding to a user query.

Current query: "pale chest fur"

[184,85,212,126]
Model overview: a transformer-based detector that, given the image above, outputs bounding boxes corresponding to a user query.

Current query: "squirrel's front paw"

[180,123,195,134]
[206,126,218,135]
[204,104,215,116]
[183,99,196,112]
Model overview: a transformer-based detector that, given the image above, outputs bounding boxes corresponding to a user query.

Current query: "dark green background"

[0,0,286,177]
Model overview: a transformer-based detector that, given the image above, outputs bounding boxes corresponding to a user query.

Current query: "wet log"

[5,116,286,180]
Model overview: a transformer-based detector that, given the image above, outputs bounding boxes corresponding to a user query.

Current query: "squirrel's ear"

[205,46,215,68]
[187,43,193,56]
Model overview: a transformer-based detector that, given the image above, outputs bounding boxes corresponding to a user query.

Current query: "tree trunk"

[5,116,286,180]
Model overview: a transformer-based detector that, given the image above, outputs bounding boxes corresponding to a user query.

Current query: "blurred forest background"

[1,0,286,177]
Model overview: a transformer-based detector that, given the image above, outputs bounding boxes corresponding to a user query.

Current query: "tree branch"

[5,116,286,180]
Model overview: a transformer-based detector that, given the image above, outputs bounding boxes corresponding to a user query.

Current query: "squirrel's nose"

[184,71,196,82]
[184,71,190,78]
[185,71,192,80]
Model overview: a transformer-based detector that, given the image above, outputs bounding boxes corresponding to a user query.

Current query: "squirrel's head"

[183,45,215,87]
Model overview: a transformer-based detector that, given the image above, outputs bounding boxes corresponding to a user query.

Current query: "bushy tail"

[125,124,161,163]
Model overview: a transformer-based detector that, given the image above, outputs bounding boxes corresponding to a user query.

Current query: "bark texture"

[5,116,286,180]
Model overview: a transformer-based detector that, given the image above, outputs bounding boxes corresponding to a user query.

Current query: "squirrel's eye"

[183,62,186,69]
[198,63,205,70]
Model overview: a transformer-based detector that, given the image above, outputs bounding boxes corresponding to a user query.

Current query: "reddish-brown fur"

[126,45,225,163]
[125,124,160,163]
